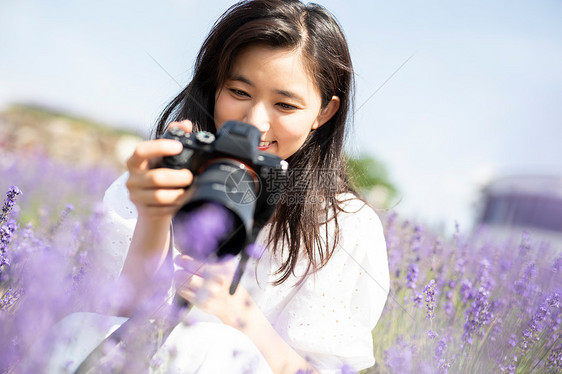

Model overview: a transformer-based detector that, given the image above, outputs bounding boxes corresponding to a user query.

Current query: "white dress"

[41,173,390,373]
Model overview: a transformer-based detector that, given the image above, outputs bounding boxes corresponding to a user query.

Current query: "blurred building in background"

[476,175,562,247]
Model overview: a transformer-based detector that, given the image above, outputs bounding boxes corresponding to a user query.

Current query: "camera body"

[160,121,288,260]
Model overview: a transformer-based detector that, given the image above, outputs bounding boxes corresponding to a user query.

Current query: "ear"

[312,96,341,130]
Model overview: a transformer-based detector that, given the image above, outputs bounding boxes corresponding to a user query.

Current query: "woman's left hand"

[173,254,251,324]
[174,255,319,374]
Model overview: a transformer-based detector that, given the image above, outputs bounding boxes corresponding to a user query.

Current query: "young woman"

[71,1,389,373]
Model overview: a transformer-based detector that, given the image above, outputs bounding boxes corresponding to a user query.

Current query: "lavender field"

[370,214,561,373]
[0,149,561,373]
[0,150,120,371]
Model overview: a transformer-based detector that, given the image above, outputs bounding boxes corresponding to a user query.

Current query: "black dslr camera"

[160,121,287,281]
[73,123,287,373]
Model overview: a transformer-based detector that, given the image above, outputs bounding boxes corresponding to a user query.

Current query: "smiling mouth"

[258,141,276,150]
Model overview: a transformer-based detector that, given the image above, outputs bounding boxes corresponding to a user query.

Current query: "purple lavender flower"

[552,256,562,273]
[0,186,22,275]
[453,257,467,279]
[489,316,503,342]
[508,333,518,348]
[384,337,416,373]
[462,286,492,345]
[460,279,473,303]
[547,308,561,347]
[431,239,442,257]
[427,329,438,339]
[548,293,560,308]
[518,231,532,257]
[444,301,453,316]
[437,359,450,374]
[402,219,410,229]
[13,222,40,256]
[1,220,18,269]
[48,203,75,236]
[499,258,513,280]
[519,292,560,352]
[410,224,423,252]
[412,292,424,308]
[0,186,22,226]
[499,361,516,374]
[546,344,562,372]
[0,287,23,311]
[452,221,461,245]
[476,258,494,290]
[434,337,447,360]
[424,279,436,319]
[405,263,419,289]
[523,263,537,281]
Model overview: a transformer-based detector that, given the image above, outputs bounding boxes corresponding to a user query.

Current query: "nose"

[243,102,270,134]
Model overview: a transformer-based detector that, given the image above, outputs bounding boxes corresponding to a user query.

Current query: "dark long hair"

[155,0,358,285]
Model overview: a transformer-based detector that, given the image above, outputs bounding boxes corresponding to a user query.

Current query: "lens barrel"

[173,159,258,260]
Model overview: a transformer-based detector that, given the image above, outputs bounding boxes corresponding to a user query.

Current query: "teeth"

[259,141,274,147]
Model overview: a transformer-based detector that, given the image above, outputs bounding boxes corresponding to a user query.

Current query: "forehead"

[230,45,315,82]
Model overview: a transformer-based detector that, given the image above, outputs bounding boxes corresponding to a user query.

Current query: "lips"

[258,141,276,150]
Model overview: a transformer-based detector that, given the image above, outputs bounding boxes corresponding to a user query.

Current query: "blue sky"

[1,0,561,232]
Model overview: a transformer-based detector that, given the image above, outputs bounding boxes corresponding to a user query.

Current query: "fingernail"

[171,140,183,151]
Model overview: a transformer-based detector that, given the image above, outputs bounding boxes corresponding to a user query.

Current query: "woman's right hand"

[126,120,194,221]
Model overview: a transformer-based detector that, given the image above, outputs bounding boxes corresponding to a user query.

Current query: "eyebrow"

[228,74,306,103]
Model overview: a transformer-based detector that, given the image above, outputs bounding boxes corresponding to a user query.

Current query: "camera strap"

[229,250,249,295]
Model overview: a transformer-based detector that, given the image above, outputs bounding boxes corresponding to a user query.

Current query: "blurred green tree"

[345,154,398,208]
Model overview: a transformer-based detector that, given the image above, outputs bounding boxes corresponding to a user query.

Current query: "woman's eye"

[230,89,250,98]
[277,103,298,110]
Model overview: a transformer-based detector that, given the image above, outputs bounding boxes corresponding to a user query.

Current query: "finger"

[202,260,236,281]
[136,205,179,218]
[176,288,196,304]
[174,254,193,268]
[127,168,193,189]
[128,188,189,207]
[173,269,204,291]
[174,255,205,275]
[204,256,236,271]
[127,139,183,170]
[173,270,199,303]
[168,120,193,134]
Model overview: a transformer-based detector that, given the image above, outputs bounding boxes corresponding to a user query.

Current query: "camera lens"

[172,158,260,260]
[173,202,239,261]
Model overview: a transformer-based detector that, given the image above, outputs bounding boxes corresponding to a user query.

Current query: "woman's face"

[214,45,339,160]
